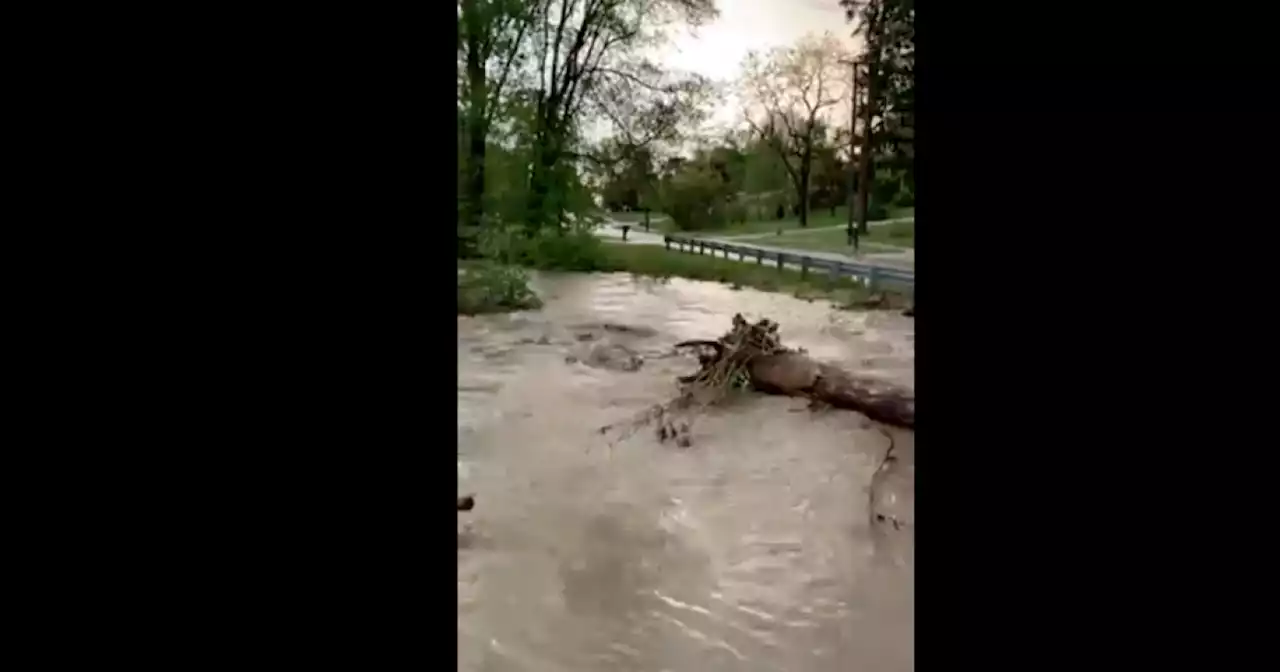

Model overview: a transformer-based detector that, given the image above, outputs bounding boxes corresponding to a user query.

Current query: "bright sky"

[584,0,861,151]
[661,0,858,83]
[664,0,859,133]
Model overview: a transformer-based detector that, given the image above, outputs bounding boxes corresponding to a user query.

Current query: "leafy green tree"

[739,33,850,228]
[511,0,717,233]
[659,159,734,231]
[458,0,534,239]
[841,0,914,225]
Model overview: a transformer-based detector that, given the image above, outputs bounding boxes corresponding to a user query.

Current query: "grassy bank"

[605,211,669,224]
[458,228,911,314]
[756,219,915,255]
[595,243,910,309]
[654,205,914,236]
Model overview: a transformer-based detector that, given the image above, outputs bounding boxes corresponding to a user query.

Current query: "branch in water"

[674,339,724,354]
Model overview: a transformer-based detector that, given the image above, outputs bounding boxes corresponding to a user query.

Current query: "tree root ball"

[676,314,914,430]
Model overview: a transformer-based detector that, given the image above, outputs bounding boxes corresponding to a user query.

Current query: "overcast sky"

[661,0,858,83]
[660,0,860,140]
[582,1,861,150]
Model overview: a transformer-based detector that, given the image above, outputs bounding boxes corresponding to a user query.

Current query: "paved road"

[713,217,914,241]
[596,219,914,274]
[595,222,667,246]
[713,239,914,271]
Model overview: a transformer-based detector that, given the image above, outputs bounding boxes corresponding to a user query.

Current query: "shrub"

[476,223,607,272]
[457,262,542,315]
[519,230,606,271]
[872,174,901,209]
[724,201,748,225]
[661,165,731,231]
[855,198,889,222]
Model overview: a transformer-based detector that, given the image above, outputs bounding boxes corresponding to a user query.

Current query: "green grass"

[887,205,915,219]
[757,220,914,254]
[866,218,914,247]
[595,242,910,309]
[605,211,668,224]
[654,204,914,236]
[756,230,904,255]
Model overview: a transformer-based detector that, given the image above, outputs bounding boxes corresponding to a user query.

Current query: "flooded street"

[458,272,915,672]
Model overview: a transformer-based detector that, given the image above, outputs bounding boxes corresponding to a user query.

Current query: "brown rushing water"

[458,272,914,672]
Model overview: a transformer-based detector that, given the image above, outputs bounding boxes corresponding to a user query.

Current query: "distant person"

[621,224,631,241]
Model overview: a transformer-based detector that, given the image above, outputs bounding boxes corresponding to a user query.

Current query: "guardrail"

[662,235,915,290]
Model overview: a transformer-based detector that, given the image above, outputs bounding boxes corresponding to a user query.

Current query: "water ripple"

[458,272,913,672]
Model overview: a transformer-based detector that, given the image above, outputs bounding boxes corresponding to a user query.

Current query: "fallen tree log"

[676,315,914,430]
[749,352,914,429]
[603,315,913,446]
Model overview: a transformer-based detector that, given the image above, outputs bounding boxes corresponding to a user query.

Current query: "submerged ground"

[458,271,914,672]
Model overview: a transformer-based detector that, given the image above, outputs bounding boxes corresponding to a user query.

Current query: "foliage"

[520,230,609,271]
[457,3,913,277]
[660,161,733,231]
[895,186,914,207]
[872,170,901,207]
[458,0,719,241]
[841,0,914,185]
[861,199,889,222]
[457,261,543,314]
[738,33,850,228]
[477,222,608,271]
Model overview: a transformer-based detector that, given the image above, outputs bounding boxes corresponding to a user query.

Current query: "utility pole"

[856,12,885,236]
[855,63,875,236]
[841,58,862,253]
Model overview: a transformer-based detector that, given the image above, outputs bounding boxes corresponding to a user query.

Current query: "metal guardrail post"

[659,236,913,288]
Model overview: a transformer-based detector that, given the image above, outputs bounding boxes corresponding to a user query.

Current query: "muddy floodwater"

[458,272,915,672]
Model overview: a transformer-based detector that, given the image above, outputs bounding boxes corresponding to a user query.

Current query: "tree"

[841,0,914,229]
[456,0,716,252]
[659,157,735,231]
[739,33,849,228]
[509,0,717,233]
[458,0,534,239]
[809,138,849,215]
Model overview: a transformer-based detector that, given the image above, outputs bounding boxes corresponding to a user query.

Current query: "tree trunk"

[463,0,487,232]
[526,138,552,233]
[856,10,886,235]
[748,352,914,429]
[798,145,812,228]
[526,127,564,234]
